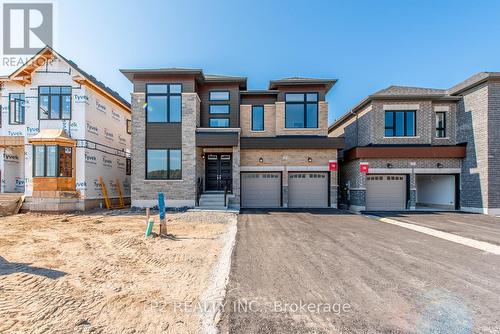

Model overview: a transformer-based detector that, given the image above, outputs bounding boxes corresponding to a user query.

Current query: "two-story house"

[329,72,500,215]
[0,46,131,211]
[120,69,343,209]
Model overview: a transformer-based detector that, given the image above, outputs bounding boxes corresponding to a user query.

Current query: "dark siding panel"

[240,137,344,149]
[196,132,239,147]
[276,85,327,101]
[240,94,277,105]
[198,83,240,128]
[146,123,182,149]
[134,75,196,93]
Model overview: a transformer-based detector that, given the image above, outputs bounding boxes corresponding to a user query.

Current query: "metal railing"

[196,177,203,206]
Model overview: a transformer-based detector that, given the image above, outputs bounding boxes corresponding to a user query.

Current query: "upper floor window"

[252,105,264,131]
[33,145,72,177]
[436,112,446,138]
[209,91,230,101]
[285,93,318,128]
[146,149,181,180]
[39,86,71,120]
[126,119,132,134]
[209,104,230,114]
[146,83,182,123]
[9,93,25,125]
[209,118,230,128]
[384,110,416,137]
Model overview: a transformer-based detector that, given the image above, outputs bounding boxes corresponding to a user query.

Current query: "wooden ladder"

[99,177,125,209]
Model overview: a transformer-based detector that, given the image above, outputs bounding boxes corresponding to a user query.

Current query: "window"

[209,104,230,114]
[146,149,181,180]
[9,93,25,124]
[33,145,73,177]
[126,158,131,175]
[126,119,132,134]
[38,86,71,120]
[146,84,182,123]
[285,93,318,128]
[209,118,230,127]
[252,105,264,131]
[436,112,446,138]
[209,91,230,101]
[384,110,416,137]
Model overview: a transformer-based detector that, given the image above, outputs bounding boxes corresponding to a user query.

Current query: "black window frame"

[126,158,131,175]
[209,90,230,101]
[209,117,230,128]
[251,105,265,131]
[38,86,72,120]
[126,119,132,134]
[209,104,230,114]
[32,144,73,178]
[435,111,446,138]
[9,93,25,125]
[284,92,318,129]
[145,83,182,123]
[384,110,416,137]
[145,148,182,180]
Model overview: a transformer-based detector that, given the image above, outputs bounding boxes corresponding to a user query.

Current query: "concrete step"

[194,206,228,211]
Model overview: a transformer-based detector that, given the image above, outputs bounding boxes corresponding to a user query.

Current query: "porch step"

[198,193,227,208]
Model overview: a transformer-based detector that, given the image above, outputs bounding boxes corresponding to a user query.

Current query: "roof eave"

[268,79,337,92]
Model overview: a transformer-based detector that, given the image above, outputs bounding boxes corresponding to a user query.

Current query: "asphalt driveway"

[369,211,500,246]
[219,210,500,334]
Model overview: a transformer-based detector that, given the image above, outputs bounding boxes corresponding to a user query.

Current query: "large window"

[146,84,182,123]
[209,104,230,114]
[251,105,264,131]
[33,145,73,177]
[285,93,318,128]
[9,93,25,124]
[436,112,446,138]
[209,118,230,127]
[146,149,181,180]
[209,91,230,101]
[384,110,416,137]
[126,119,132,134]
[39,86,71,120]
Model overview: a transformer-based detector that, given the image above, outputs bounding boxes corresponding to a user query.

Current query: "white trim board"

[367,215,500,255]
[240,166,285,172]
[368,168,461,174]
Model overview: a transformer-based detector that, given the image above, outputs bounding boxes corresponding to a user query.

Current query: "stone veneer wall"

[130,92,199,207]
[240,104,276,137]
[275,101,329,136]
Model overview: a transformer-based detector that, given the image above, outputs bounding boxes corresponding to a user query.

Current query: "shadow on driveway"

[0,256,67,279]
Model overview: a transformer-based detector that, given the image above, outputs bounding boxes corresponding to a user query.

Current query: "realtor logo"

[2,2,53,55]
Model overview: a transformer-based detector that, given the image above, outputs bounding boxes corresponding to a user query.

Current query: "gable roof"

[2,46,130,111]
[448,72,500,95]
[373,85,447,96]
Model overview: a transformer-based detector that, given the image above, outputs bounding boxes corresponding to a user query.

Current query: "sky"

[5,0,500,123]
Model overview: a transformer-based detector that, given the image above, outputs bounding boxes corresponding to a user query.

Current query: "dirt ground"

[0,209,236,334]
[220,210,500,334]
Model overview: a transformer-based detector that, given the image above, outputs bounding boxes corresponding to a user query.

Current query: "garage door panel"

[366,175,406,211]
[289,172,328,208]
[241,172,281,208]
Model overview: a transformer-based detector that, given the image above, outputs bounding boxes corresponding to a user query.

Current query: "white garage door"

[288,172,329,208]
[366,175,406,211]
[241,172,281,208]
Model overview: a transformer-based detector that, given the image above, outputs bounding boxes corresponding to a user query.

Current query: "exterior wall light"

[201,154,205,159]
[387,163,393,168]
[308,157,312,163]
[437,162,443,168]
[259,157,263,163]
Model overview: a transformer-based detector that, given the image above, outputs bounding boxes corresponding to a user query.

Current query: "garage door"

[366,175,406,211]
[241,172,281,208]
[288,172,329,208]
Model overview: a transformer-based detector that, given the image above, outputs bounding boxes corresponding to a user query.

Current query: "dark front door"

[206,153,232,191]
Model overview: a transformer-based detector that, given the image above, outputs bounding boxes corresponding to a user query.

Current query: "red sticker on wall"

[360,163,369,173]
[329,161,337,171]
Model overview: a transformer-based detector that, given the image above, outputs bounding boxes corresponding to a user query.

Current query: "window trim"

[384,110,417,137]
[209,90,230,101]
[9,93,25,125]
[251,105,265,131]
[435,111,446,138]
[209,104,230,114]
[284,92,319,129]
[32,144,73,178]
[145,148,182,180]
[209,117,230,128]
[38,86,72,120]
[145,83,183,123]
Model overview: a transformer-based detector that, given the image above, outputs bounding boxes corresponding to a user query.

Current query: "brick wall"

[240,104,276,137]
[275,101,329,136]
[488,81,500,208]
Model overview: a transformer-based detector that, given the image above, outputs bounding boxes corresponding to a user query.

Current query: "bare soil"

[0,209,236,334]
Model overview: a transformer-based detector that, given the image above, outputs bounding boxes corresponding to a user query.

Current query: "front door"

[206,154,232,191]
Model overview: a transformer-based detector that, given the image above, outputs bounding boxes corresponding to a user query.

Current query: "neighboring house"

[120,69,343,209]
[329,72,500,215]
[0,46,131,211]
